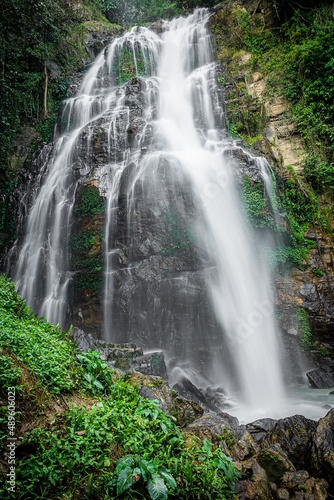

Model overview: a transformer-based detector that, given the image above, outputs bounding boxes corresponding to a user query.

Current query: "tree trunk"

[44,60,48,119]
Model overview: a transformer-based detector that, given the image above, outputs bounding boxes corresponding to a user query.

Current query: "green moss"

[216,427,235,451]
[76,185,106,218]
[258,451,285,483]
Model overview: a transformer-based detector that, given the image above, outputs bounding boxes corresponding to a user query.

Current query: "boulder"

[173,376,222,413]
[246,418,277,443]
[310,409,334,489]
[277,488,290,500]
[257,444,295,483]
[282,471,310,489]
[124,371,203,427]
[131,352,168,379]
[69,327,98,352]
[185,413,238,444]
[262,415,316,469]
[313,481,328,500]
[234,478,273,499]
[232,439,253,461]
[306,369,334,389]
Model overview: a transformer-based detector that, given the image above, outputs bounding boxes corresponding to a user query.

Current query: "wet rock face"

[69,328,168,378]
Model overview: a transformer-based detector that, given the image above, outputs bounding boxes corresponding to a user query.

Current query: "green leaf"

[83,373,92,383]
[139,459,149,481]
[93,379,104,390]
[147,475,168,500]
[202,438,213,457]
[116,466,136,496]
[147,462,158,475]
[115,456,135,475]
[160,422,168,434]
[158,467,177,489]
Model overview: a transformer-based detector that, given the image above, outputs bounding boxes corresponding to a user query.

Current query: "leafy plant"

[298,308,314,352]
[76,350,114,395]
[76,185,106,218]
[0,276,76,393]
[114,454,176,499]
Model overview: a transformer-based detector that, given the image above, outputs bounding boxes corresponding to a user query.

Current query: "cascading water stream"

[147,10,285,413]
[9,8,291,418]
[102,9,285,415]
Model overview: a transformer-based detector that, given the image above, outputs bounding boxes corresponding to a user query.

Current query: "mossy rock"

[257,445,295,484]
[125,371,203,427]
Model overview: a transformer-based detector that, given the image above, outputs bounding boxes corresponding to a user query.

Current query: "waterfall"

[10,9,286,417]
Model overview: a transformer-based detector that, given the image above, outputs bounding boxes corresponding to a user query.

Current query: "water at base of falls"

[7,9,332,422]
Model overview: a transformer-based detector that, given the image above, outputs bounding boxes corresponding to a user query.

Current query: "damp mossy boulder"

[124,371,203,427]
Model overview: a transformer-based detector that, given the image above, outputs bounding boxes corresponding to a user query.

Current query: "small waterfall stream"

[9,9,289,418]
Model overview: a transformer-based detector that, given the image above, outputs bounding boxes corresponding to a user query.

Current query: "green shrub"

[0,276,76,393]
[298,308,314,352]
[76,185,106,218]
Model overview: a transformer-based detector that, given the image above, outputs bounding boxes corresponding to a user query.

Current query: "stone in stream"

[306,369,334,389]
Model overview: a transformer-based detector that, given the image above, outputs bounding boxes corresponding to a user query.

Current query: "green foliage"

[168,438,239,499]
[12,382,179,498]
[113,45,150,85]
[312,268,323,277]
[275,174,319,269]
[227,93,265,141]
[9,384,238,498]
[102,0,215,26]
[0,0,82,163]
[0,276,238,499]
[75,272,103,291]
[76,185,106,218]
[114,454,176,499]
[76,350,114,395]
[298,308,314,352]
[69,229,95,252]
[304,153,334,193]
[241,176,273,228]
[318,346,329,357]
[0,275,76,393]
[228,5,334,194]
[0,350,22,451]
[72,255,103,271]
